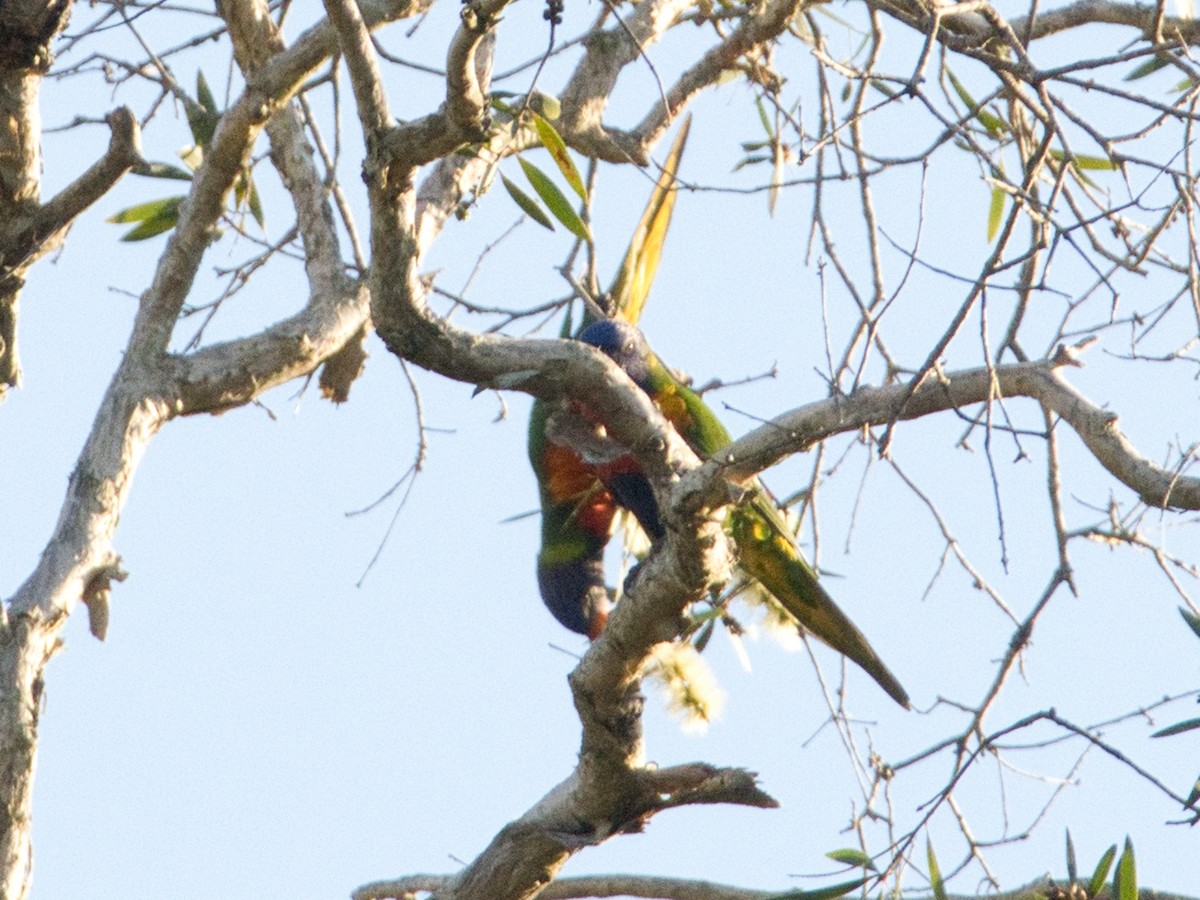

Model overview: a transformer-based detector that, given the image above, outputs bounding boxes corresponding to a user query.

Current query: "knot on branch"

[1050,336,1097,368]
[105,106,145,169]
[639,763,779,811]
[319,323,369,403]
[81,561,127,641]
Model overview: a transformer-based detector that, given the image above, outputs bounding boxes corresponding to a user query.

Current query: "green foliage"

[730,97,792,213]
[927,839,947,900]
[946,67,1007,138]
[531,112,586,201]
[491,107,592,241]
[1047,149,1120,171]
[106,196,185,241]
[1125,53,1173,81]
[987,183,1006,242]
[1150,609,1200,809]
[110,70,264,241]
[1113,837,1137,900]
[518,157,591,242]
[766,876,868,900]
[825,848,876,871]
[500,175,555,231]
[1088,843,1118,896]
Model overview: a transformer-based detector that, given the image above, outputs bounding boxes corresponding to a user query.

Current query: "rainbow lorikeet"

[529,119,690,638]
[528,398,615,638]
[577,319,910,708]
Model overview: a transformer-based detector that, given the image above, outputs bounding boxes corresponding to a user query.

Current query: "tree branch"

[721,351,1200,511]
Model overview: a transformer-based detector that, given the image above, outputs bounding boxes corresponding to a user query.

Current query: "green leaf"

[185,103,219,150]
[501,174,555,231]
[107,195,185,224]
[1048,149,1119,171]
[987,185,1006,242]
[131,161,194,182]
[755,97,773,136]
[196,70,218,114]
[246,178,265,229]
[946,68,979,112]
[1113,837,1137,900]
[489,94,517,117]
[1088,844,1117,896]
[1152,717,1200,738]
[927,839,947,900]
[1065,830,1077,884]
[532,113,586,201]
[111,196,186,241]
[234,171,248,209]
[732,154,769,172]
[693,616,715,653]
[975,108,1008,137]
[1125,54,1173,81]
[1186,775,1200,809]
[826,848,876,870]
[767,877,868,900]
[519,157,591,242]
[119,216,178,241]
[1180,607,1200,640]
[532,92,561,120]
[946,68,1005,138]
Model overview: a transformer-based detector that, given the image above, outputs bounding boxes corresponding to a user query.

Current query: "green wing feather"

[641,349,911,708]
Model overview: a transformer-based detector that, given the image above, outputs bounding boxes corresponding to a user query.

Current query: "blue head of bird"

[578,319,653,388]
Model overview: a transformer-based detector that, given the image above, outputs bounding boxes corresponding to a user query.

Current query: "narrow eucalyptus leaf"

[1125,54,1173,81]
[826,848,875,870]
[1088,844,1117,896]
[131,161,194,182]
[1180,607,1200,640]
[1113,837,1136,900]
[1151,717,1200,738]
[501,174,555,231]
[987,186,1006,242]
[107,195,185,224]
[196,70,218,114]
[533,113,587,201]
[927,840,947,900]
[519,158,591,242]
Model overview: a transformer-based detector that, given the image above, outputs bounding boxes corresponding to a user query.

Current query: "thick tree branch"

[30,107,142,249]
[557,0,695,164]
[0,106,141,394]
[632,0,807,142]
[721,352,1200,510]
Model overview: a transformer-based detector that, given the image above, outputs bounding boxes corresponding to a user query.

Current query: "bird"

[577,318,911,708]
[528,117,690,638]
[528,397,616,638]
